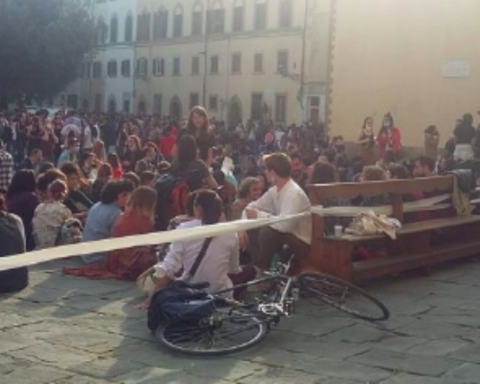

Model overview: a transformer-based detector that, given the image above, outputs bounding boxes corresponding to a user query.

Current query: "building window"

[233,0,244,32]
[110,15,118,43]
[277,51,289,73]
[173,57,181,76]
[207,8,225,34]
[96,17,108,45]
[309,96,321,123]
[210,55,219,74]
[190,93,200,109]
[251,93,263,120]
[107,60,118,77]
[67,94,78,110]
[254,53,263,73]
[173,6,184,38]
[209,95,218,112]
[137,11,151,42]
[122,92,131,113]
[108,97,117,113]
[192,56,200,75]
[94,94,102,112]
[153,8,169,40]
[254,0,267,30]
[192,3,203,35]
[125,14,133,42]
[153,94,162,115]
[121,60,131,77]
[279,0,293,28]
[136,58,148,77]
[153,58,165,76]
[232,53,241,74]
[275,94,287,123]
[93,61,102,78]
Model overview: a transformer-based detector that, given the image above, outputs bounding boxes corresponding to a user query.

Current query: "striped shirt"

[0,149,14,191]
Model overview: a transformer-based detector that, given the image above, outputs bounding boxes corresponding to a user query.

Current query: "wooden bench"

[305,176,480,283]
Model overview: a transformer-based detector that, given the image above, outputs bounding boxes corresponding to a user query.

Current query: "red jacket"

[377,127,401,158]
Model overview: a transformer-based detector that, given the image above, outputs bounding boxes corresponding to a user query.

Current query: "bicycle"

[155,258,390,357]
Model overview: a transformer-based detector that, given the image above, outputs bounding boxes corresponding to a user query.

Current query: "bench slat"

[308,176,454,200]
[323,215,480,243]
[353,239,480,282]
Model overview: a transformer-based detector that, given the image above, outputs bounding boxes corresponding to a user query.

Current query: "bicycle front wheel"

[298,272,390,321]
[156,306,269,357]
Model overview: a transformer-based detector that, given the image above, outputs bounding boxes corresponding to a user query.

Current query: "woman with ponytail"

[139,189,250,309]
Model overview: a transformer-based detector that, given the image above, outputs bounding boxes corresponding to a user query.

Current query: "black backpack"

[154,174,190,231]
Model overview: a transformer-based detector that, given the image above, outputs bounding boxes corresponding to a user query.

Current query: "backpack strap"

[188,238,213,278]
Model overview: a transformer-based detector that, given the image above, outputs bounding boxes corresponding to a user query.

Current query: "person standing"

[175,107,215,166]
[424,125,440,160]
[357,117,376,165]
[377,113,401,160]
[0,139,14,192]
[454,113,475,161]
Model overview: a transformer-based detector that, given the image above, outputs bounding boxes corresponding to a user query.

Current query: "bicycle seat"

[182,281,211,290]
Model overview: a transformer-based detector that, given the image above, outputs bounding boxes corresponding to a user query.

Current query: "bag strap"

[188,238,213,278]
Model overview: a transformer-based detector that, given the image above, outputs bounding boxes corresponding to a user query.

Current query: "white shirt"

[243,179,312,245]
[83,126,93,149]
[157,219,241,296]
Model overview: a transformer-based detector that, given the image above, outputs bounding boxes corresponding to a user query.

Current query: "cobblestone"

[2,260,480,383]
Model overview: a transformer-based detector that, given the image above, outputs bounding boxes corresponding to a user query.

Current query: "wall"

[329,0,480,147]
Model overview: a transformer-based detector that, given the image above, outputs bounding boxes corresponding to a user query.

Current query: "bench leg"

[303,241,354,282]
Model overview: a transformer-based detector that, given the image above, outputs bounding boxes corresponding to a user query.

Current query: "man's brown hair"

[263,153,291,178]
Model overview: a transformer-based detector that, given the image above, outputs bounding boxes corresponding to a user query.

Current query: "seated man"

[242,153,312,274]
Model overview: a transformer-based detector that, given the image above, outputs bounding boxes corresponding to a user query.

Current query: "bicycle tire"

[298,272,390,321]
[156,307,269,357]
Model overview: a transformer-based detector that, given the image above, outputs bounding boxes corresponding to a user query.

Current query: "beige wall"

[329,0,480,147]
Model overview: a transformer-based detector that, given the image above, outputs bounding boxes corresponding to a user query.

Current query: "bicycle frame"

[214,260,298,319]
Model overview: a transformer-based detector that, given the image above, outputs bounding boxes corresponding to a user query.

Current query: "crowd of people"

[0,105,479,301]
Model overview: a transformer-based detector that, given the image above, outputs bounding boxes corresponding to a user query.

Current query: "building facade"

[328,0,480,146]
[56,0,137,114]
[135,0,330,126]
[58,0,331,126]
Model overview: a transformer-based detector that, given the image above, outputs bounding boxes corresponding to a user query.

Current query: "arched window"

[207,0,225,34]
[96,17,108,45]
[138,98,146,115]
[108,95,117,113]
[136,57,148,77]
[173,5,184,38]
[254,0,267,30]
[191,1,203,35]
[170,96,183,120]
[153,6,169,40]
[125,13,133,42]
[279,0,293,28]
[137,10,151,42]
[110,15,118,43]
[232,0,244,32]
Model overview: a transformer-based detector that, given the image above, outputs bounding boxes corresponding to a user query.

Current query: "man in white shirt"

[243,153,312,272]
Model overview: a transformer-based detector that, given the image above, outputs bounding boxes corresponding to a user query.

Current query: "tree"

[0,0,94,106]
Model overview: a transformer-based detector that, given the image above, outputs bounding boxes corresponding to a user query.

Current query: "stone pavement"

[2,258,480,384]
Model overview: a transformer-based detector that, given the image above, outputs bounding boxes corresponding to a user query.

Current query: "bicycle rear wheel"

[156,306,269,357]
[298,272,390,321]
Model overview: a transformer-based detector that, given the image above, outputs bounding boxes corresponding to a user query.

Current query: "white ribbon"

[0,194,456,272]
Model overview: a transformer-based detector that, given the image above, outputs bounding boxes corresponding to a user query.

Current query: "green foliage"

[0,0,94,104]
